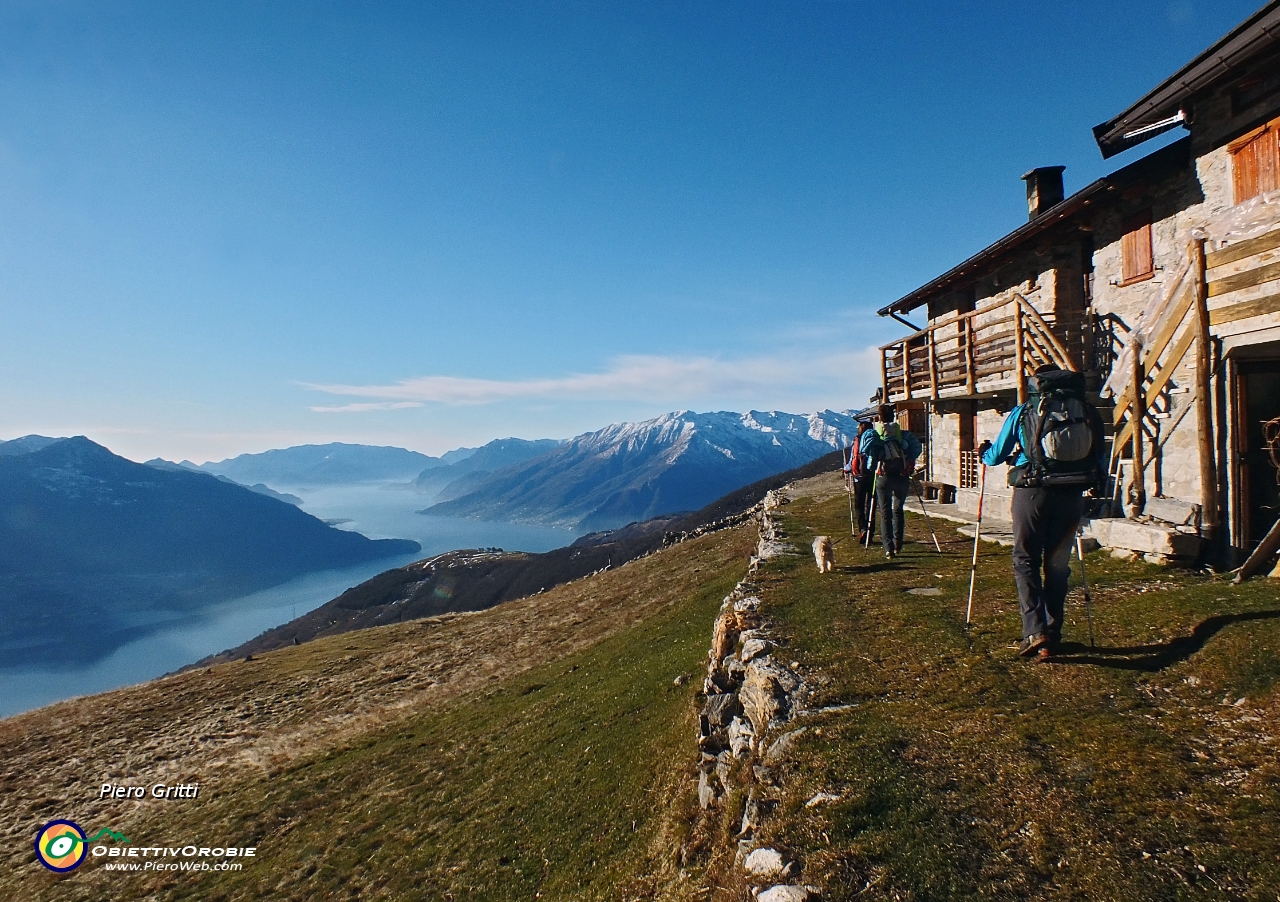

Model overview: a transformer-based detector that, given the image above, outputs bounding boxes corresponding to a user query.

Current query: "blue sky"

[0,0,1260,462]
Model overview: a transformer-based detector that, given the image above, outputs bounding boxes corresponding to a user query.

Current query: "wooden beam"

[1128,341,1146,517]
[1014,300,1027,404]
[1016,297,1075,370]
[1192,238,1219,548]
[1110,280,1194,424]
[1205,227,1280,269]
[928,330,938,400]
[965,318,976,394]
[1207,258,1280,297]
[880,347,889,402]
[902,341,911,400]
[1022,325,1057,370]
[1234,517,1280,583]
[1111,325,1196,456]
[1208,289,1280,326]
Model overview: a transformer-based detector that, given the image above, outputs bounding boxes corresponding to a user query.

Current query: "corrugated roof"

[1093,1,1280,159]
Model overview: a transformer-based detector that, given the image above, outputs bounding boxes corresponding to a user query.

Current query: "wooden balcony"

[880,293,1094,404]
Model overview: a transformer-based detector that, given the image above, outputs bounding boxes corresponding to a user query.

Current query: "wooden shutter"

[1121,209,1153,284]
[1230,118,1280,204]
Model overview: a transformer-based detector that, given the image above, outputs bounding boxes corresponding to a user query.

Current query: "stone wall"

[693,489,821,901]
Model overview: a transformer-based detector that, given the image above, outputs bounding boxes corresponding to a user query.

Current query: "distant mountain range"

[421,409,859,531]
[0,436,420,667]
[413,438,564,502]
[195,448,845,664]
[199,442,476,487]
[145,458,304,504]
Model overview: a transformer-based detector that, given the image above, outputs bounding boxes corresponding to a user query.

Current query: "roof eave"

[1093,2,1280,158]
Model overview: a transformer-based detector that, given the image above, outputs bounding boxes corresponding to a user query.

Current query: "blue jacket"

[981,402,1108,471]
[859,422,922,475]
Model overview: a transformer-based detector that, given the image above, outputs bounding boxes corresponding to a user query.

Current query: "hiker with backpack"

[860,404,922,559]
[979,364,1106,659]
[845,420,876,544]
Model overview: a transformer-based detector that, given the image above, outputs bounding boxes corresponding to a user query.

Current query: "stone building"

[876,1,1280,563]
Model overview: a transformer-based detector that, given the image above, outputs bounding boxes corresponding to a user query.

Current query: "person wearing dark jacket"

[980,365,1106,659]
[844,420,875,543]
[860,405,923,558]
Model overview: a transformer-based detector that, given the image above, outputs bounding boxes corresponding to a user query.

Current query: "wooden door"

[958,401,978,488]
[1235,360,1280,546]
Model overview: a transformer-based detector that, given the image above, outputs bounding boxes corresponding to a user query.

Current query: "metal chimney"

[1021,166,1065,220]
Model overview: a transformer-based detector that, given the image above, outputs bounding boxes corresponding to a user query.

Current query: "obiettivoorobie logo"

[35,820,129,872]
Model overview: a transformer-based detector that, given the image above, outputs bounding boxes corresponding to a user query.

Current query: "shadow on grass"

[1049,610,1280,671]
[836,562,903,575]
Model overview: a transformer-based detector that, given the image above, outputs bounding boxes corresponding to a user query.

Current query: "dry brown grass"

[1,525,755,899]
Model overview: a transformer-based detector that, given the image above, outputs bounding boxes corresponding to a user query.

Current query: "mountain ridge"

[200,442,455,487]
[194,449,843,664]
[422,409,859,531]
[0,436,420,667]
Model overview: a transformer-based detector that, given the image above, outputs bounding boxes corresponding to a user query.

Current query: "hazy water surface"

[0,483,579,718]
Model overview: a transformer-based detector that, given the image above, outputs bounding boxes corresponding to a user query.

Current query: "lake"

[0,483,579,719]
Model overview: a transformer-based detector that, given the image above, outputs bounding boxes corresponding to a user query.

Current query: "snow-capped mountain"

[421,409,859,531]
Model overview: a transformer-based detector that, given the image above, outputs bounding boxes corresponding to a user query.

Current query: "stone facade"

[879,29,1280,560]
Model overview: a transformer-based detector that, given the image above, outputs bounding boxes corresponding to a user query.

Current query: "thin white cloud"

[310,401,425,414]
[301,351,881,409]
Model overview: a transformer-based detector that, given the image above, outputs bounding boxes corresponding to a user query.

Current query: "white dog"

[812,536,835,573]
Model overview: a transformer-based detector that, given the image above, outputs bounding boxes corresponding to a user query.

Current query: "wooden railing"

[880,294,1091,403]
[1111,226,1280,527]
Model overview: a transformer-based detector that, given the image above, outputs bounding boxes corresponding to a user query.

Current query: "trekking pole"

[843,446,857,537]
[864,472,879,550]
[965,464,987,624]
[1076,530,1096,648]
[860,470,880,547]
[912,480,942,554]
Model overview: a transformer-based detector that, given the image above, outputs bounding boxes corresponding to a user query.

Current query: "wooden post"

[1191,238,1219,546]
[880,347,889,403]
[1129,340,1147,517]
[928,328,938,400]
[965,316,976,395]
[1014,299,1028,404]
[903,341,912,400]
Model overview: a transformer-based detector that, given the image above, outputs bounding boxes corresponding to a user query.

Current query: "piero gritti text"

[100,782,200,800]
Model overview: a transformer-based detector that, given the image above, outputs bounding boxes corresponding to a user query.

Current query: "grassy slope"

[9,468,1279,901]
[3,525,755,902]
[740,476,1280,900]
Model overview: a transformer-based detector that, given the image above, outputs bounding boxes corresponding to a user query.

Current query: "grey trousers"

[1011,487,1084,641]
[876,475,910,553]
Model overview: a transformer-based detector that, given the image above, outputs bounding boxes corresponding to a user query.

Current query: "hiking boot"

[1017,633,1049,657]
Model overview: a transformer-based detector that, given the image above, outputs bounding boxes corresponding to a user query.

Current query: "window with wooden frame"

[1230,116,1280,204]
[1120,208,1154,285]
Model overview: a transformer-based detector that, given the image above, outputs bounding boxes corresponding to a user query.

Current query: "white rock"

[744,847,786,879]
[805,791,842,807]
[757,886,810,902]
[728,716,755,758]
[697,770,719,809]
[741,659,800,733]
[763,728,806,765]
[740,637,774,662]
